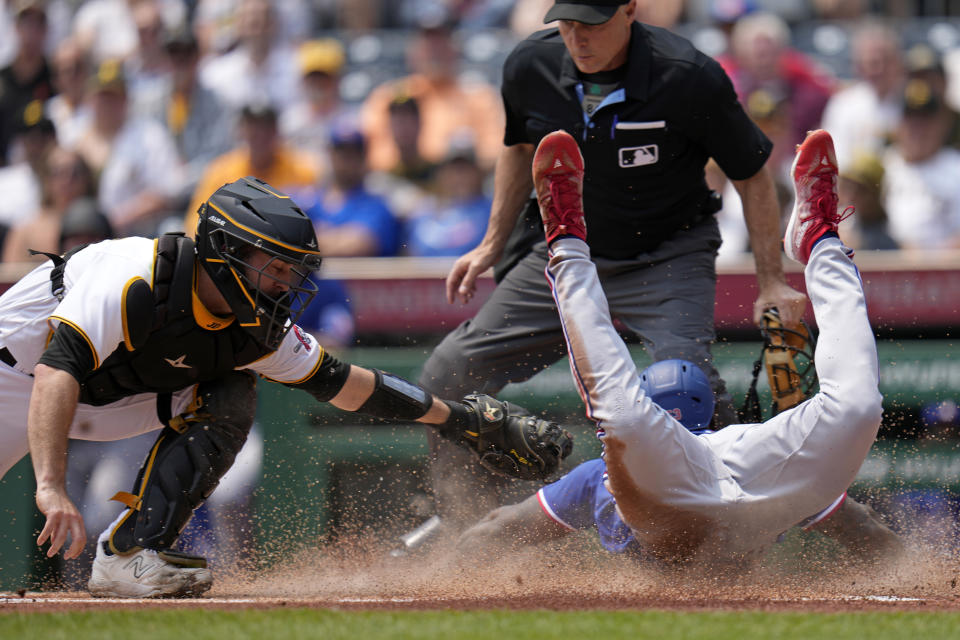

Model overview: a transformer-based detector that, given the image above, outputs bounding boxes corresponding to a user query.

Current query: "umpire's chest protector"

[80,234,271,405]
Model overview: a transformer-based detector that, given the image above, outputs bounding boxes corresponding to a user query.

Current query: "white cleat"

[88,543,213,598]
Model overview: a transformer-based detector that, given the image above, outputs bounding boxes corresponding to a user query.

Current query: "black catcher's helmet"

[195,177,322,348]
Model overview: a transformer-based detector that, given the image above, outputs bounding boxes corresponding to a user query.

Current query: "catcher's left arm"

[286,355,575,482]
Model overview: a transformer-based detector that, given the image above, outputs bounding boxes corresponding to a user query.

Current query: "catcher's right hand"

[457,393,573,481]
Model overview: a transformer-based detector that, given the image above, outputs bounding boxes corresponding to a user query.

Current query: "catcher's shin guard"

[107,371,257,553]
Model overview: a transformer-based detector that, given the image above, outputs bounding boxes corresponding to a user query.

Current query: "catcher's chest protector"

[79,233,271,405]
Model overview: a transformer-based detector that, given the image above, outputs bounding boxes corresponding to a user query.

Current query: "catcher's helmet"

[639,359,715,434]
[195,177,322,348]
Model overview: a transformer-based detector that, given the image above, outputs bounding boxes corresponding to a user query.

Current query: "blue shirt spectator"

[402,141,490,257]
[404,193,490,257]
[307,116,401,257]
[307,186,400,257]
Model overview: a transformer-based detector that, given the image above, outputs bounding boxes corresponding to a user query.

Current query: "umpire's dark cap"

[544,0,630,25]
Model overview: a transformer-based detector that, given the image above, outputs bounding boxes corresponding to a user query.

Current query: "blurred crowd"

[3,0,960,274]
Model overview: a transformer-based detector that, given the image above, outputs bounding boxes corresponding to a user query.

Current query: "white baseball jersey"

[0,237,325,478]
[544,235,883,562]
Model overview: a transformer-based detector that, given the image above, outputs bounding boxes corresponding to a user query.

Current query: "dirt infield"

[4,539,960,614]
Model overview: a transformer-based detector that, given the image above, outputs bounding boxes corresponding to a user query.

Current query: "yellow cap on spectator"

[840,152,884,189]
[88,59,127,94]
[298,39,345,76]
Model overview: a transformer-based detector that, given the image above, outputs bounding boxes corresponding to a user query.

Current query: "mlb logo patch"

[619,145,658,168]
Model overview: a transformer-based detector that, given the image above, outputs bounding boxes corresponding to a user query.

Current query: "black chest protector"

[79,233,272,406]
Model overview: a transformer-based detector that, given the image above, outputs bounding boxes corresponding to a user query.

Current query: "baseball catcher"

[0,176,572,599]
[457,128,901,565]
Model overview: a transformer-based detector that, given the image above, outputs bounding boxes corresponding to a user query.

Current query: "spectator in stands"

[904,44,960,149]
[3,146,95,263]
[882,53,960,250]
[0,101,57,243]
[59,195,114,252]
[194,0,313,57]
[837,151,898,252]
[307,118,400,257]
[366,93,438,222]
[46,37,91,149]
[384,93,437,188]
[137,27,233,209]
[0,0,55,166]
[821,22,905,173]
[281,38,349,163]
[720,11,834,150]
[708,86,794,263]
[72,59,184,237]
[199,0,301,115]
[404,135,490,258]
[73,0,187,65]
[811,0,869,19]
[123,0,171,105]
[361,16,504,173]
[0,1,15,66]
[184,102,320,234]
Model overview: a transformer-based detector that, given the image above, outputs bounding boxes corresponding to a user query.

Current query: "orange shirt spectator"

[184,102,320,233]
[360,23,504,173]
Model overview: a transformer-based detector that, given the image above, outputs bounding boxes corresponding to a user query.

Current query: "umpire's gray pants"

[419,217,737,526]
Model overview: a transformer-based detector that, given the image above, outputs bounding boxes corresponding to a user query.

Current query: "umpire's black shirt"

[502,22,773,259]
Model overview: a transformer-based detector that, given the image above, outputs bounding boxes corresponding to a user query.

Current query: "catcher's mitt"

[739,308,818,422]
[457,393,573,481]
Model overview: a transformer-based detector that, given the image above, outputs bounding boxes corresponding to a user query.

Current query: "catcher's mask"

[639,359,715,435]
[195,177,323,349]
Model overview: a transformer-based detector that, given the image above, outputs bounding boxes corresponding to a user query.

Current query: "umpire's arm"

[445,142,536,305]
[732,165,807,327]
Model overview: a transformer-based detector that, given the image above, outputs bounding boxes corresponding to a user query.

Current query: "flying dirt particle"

[16,589,26,598]
[515,575,523,585]
[951,578,957,589]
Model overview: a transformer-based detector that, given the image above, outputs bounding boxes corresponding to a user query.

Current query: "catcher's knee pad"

[108,372,257,553]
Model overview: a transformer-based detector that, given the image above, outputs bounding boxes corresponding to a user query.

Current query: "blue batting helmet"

[638,359,715,434]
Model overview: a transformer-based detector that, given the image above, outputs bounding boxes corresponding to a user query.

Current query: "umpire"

[412,0,807,539]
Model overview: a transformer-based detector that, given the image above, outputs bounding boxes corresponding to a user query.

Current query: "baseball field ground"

[3,531,960,639]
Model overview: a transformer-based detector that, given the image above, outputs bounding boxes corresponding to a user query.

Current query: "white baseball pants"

[545,236,883,554]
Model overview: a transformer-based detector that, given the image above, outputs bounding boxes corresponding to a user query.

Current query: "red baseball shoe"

[784,129,854,264]
[532,130,586,244]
